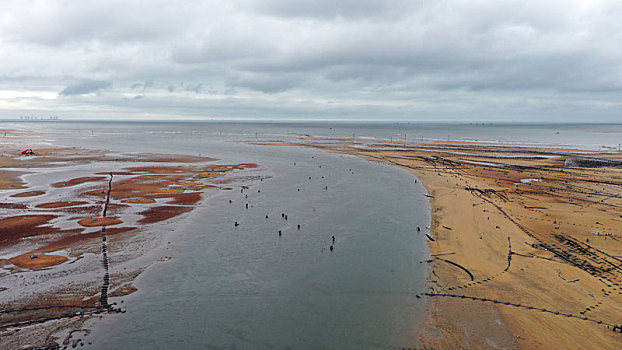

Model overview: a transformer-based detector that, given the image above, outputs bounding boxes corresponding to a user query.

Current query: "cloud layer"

[1,0,621,121]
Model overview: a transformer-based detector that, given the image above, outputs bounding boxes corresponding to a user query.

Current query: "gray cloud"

[248,0,416,20]
[60,79,112,96]
[226,73,298,94]
[184,83,204,93]
[0,0,621,121]
[3,1,182,47]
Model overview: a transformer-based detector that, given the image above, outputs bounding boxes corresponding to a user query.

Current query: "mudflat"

[0,131,259,348]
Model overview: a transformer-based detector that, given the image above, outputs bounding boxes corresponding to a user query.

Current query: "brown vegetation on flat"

[9,253,68,268]
[35,201,89,208]
[156,192,202,205]
[0,203,29,209]
[125,166,192,174]
[137,205,193,224]
[51,176,106,188]
[0,215,58,248]
[10,190,46,197]
[121,198,156,204]
[77,217,123,227]
[36,227,138,253]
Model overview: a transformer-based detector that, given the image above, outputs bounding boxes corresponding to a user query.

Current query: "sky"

[1,0,621,122]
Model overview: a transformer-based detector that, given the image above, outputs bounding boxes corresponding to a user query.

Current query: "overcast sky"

[1,0,621,122]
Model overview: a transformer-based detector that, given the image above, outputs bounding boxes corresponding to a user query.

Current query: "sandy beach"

[260,137,622,349]
[0,130,259,348]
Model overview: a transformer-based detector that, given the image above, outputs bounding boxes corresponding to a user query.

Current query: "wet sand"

[261,138,622,349]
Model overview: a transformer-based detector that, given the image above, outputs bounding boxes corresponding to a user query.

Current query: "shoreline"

[260,137,622,349]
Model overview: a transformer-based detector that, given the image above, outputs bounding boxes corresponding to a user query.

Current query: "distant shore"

[261,137,622,349]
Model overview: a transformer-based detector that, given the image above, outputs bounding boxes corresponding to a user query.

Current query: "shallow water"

[5,122,431,349]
